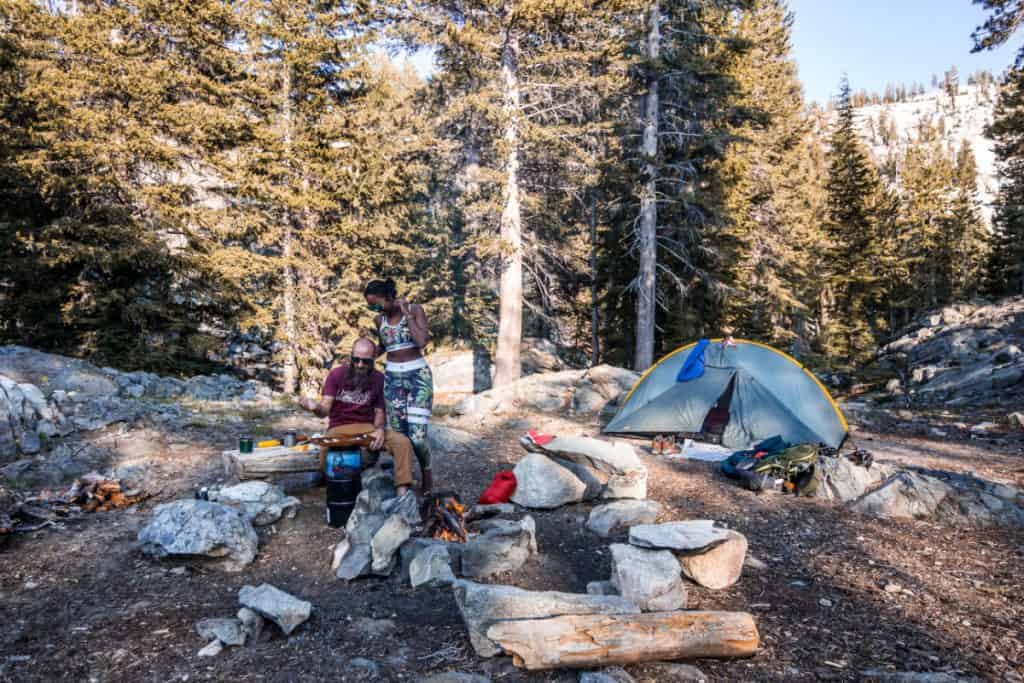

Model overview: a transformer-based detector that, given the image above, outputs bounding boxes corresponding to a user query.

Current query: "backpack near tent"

[603,338,848,450]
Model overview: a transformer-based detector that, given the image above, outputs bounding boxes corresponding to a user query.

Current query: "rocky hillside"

[876,296,1023,409]
[848,82,998,222]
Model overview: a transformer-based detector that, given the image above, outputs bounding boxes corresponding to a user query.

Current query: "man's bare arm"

[298,395,333,418]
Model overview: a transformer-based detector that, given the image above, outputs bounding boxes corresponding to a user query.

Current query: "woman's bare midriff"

[386,347,423,363]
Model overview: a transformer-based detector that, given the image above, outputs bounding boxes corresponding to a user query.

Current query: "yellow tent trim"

[621,338,849,433]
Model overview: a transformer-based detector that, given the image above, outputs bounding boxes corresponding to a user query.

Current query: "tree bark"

[589,192,600,367]
[280,63,298,395]
[634,0,660,372]
[493,23,523,387]
[486,610,759,670]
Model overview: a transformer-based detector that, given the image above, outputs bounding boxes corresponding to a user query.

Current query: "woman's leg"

[384,369,409,437]
[405,365,434,478]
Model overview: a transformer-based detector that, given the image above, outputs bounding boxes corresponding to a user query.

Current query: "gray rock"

[461,516,537,579]
[510,453,586,509]
[197,639,223,657]
[558,459,608,500]
[348,657,380,679]
[400,538,462,581]
[587,500,663,538]
[208,481,300,526]
[678,530,748,590]
[347,511,388,545]
[138,500,258,571]
[409,544,456,587]
[336,543,373,581]
[0,346,119,396]
[236,607,265,644]
[465,503,517,521]
[580,668,636,683]
[238,584,311,636]
[520,434,647,500]
[643,662,707,681]
[609,543,686,611]
[196,617,245,646]
[381,490,422,526]
[815,455,893,502]
[850,471,956,521]
[628,520,731,553]
[371,514,413,575]
[351,617,396,638]
[419,674,492,683]
[860,671,984,683]
[428,424,487,456]
[452,580,640,658]
[586,580,618,596]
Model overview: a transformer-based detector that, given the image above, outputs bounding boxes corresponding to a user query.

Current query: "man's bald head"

[352,337,376,358]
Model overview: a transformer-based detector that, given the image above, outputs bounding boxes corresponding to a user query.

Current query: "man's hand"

[371,427,386,450]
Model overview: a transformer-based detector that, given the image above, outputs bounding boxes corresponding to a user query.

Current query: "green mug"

[239,437,254,454]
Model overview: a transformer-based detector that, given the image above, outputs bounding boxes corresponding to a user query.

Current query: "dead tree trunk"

[494,23,523,387]
[280,64,298,395]
[589,192,600,367]
[634,0,660,372]
[487,610,759,670]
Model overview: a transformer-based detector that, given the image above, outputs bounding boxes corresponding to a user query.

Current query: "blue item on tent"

[676,339,710,382]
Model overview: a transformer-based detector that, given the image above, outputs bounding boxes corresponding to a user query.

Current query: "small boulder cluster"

[137,481,299,571]
[587,520,748,612]
[333,464,540,584]
[196,583,312,657]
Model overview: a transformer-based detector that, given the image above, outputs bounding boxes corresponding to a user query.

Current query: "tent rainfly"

[603,338,848,449]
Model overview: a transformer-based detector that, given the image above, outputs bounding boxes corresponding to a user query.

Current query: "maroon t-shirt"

[321,364,385,429]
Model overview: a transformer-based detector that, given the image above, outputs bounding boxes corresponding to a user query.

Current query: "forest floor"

[1,399,1022,683]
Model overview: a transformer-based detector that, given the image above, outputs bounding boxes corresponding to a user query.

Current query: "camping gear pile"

[720,437,875,495]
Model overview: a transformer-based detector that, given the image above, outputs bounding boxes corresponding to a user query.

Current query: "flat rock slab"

[208,481,300,526]
[452,580,640,658]
[678,530,748,590]
[628,520,732,553]
[370,514,413,574]
[520,435,642,476]
[336,542,373,581]
[579,668,636,683]
[511,453,586,509]
[609,543,686,611]
[196,617,245,647]
[587,500,662,538]
[238,584,312,636]
[137,500,258,572]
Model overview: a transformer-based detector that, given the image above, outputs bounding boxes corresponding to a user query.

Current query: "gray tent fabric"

[604,339,847,449]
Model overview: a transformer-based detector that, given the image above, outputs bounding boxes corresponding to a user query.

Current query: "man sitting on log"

[297,337,414,496]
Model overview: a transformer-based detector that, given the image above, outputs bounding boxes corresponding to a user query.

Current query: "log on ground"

[222,447,321,479]
[485,610,759,670]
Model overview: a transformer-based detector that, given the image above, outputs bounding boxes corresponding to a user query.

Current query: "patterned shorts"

[384,364,433,470]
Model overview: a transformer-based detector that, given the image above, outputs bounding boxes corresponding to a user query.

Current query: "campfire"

[421,492,468,543]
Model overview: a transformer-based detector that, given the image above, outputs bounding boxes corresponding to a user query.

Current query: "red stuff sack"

[479,471,517,504]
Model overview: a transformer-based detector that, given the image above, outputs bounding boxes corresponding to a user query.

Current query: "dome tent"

[603,339,848,449]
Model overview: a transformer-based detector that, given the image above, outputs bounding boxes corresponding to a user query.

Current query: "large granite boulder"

[461,516,538,579]
[510,453,587,509]
[137,500,258,571]
[520,435,647,500]
[677,530,748,590]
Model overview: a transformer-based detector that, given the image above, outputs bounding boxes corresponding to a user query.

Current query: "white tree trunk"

[634,0,660,372]
[280,64,298,395]
[494,26,523,387]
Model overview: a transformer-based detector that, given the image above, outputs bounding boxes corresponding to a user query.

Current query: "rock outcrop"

[876,297,1024,408]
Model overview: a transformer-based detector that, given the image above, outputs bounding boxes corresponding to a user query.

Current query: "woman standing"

[364,279,435,492]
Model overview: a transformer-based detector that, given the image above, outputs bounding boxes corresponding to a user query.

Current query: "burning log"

[421,492,468,543]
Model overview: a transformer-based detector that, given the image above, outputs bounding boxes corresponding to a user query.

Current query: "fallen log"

[222,446,321,479]
[486,610,759,670]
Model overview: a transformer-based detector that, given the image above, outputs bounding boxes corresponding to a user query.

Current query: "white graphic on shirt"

[336,388,371,406]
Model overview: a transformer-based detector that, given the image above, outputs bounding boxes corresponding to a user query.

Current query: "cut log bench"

[222,445,321,480]
[486,610,759,670]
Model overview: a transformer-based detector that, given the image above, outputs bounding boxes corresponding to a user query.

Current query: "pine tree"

[947,140,989,298]
[0,0,251,371]
[985,67,1024,294]
[821,77,884,360]
[972,0,1024,67]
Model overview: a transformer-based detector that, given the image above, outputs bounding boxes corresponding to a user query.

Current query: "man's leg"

[382,430,415,489]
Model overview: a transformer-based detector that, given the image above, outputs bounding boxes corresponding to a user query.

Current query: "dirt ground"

[1,404,1022,683]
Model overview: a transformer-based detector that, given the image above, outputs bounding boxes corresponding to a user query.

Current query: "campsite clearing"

[0,405,1021,682]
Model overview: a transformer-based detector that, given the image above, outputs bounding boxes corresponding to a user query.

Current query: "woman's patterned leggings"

[384,364,433,473]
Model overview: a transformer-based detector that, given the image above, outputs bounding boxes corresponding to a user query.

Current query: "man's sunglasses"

[351,356,374,367]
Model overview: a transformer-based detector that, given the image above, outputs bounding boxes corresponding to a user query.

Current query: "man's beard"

[350,364,370,388]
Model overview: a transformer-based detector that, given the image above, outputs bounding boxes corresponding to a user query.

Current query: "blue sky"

[789,0,1021,104]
